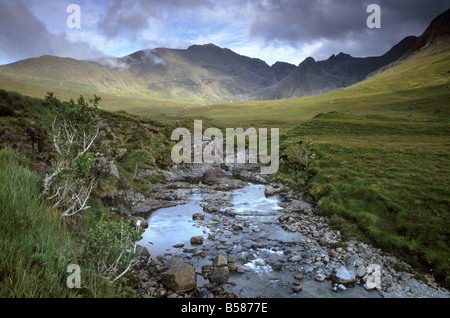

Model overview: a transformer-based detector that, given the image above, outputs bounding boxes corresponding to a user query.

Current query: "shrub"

[84,216,144,282]
[43,92,101,216]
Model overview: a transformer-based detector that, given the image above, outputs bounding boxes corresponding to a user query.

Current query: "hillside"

[0,44,296,103]
[257,9,450,100]
[256,36,418,100]
[182,34,449,126]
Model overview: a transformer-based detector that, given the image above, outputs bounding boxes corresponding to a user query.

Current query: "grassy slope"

[279,115,449,283]
[0,77,202,117]
[0,90,182,297]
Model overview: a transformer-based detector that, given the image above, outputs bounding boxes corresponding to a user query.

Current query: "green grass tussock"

[0,147,79,297]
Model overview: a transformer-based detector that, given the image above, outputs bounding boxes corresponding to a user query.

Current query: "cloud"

[93,0,449,65]
[0,0,448,66]
[247,0,449,60]
[97,0,213,39]
[0,0,103,64]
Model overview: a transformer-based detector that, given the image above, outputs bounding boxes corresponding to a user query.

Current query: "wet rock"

[223,209,236,217]
[172,188,193,200]
[161,257,196,293]
[292,286,303,293]
[264,183,285,196]
[209,254,229,285]
[332,266,356,285]
[213,254,228,267]
[190,236,204,245]
[314,274,327,282]
[272,264,283,270]
[192,213,205,220]
[203,205,219,213]
[132,198,178,214]
[278,214,291,223]
[232,224,243,231]
[289,255,303,262]
[202,167,223,185]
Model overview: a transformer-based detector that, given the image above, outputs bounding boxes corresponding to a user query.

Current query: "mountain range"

[0,9,448,103]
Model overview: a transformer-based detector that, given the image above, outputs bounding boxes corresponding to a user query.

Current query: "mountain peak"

[187,43,222,51]
[298,56,315,66]
[328,52,352,60]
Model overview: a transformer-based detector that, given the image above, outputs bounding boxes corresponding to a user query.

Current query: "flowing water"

[138,179,381,298]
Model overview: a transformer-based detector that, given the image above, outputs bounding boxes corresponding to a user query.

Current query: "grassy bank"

[0,89,182,297]
[0,147,81,297]
[278,112,450,286]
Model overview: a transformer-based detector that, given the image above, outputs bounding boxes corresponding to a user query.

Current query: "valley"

[0,8,449,299]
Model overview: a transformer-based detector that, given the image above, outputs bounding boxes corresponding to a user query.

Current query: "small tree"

[84,216,144,282]
[44,92,100,216]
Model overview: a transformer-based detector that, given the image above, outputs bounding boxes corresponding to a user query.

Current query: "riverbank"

[125,163,449,298]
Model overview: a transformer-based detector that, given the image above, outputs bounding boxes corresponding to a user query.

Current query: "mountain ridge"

[0,9,448,103]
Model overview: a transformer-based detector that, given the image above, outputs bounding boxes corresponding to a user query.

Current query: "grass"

[0,147,143,297]
[0,41,449,291]
[278,113,450,286]
[0,90,181,297]
[0,147,79,297]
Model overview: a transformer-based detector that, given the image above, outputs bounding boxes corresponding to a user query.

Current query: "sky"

[0,0,449,66]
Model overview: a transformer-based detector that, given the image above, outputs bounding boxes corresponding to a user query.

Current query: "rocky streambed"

[121,163,449,299]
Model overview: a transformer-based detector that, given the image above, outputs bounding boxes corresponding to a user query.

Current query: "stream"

[136,167,382,298]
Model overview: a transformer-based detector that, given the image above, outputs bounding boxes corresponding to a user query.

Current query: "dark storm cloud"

[248,0,449,59]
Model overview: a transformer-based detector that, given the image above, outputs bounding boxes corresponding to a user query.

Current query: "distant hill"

[0,44,296,103]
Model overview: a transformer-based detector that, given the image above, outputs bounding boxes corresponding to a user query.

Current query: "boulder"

[363,264,382,290]
[209,254,229,285]
[212,254,228,267]
[161,257,196,293]
[289,254,303,262]
[130,216,148,228]
[190,235,204,245]
[114,189,145,209]
[264,183,285,196]
[202,167,223,185]
[332,266,356,285]
[98,157,120,179]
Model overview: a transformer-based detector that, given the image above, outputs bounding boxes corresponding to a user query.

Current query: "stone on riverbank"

[190,236,204,245]
[209,254,230,285]
[161,257,196,293]
[202,167,223,185]
[332,266,356,285]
